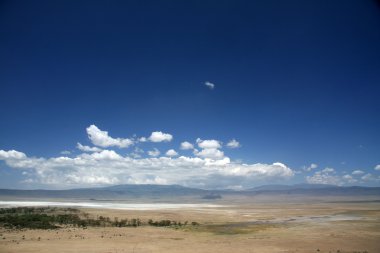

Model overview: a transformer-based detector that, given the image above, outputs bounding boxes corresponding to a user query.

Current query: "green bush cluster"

[0,213,58,229]
[147,219,199,227]
[0,207,200,230]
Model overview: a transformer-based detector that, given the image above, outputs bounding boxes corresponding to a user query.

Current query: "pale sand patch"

[0,201,225,210]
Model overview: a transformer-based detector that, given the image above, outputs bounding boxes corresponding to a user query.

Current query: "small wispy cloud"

[77,143,102,152]
[362,173,375,181]
[147,148,160,157]
[343,174,357,183]
[306,167,341,185]
[303,163,318,172]
[204,81,215,90]
[226,139,241,149]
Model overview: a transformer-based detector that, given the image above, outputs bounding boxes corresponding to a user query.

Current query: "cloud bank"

[0,125,296,189]
[306,167,380,186]
[0,149,294,189]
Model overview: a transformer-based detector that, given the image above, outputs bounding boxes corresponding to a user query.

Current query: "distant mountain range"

[246,184,380,196]
[0,184,379,200]
[247,183,339,191]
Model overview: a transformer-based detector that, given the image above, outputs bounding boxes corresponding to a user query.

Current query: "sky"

[0,0,380,189]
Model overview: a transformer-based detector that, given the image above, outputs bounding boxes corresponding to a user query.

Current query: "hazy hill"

[0,184,379,200]
[246,184,380,196]
[247,184,339,191]
[0,184,208,200]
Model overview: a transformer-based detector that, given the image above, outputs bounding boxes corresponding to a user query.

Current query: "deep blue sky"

[0,0,380,189]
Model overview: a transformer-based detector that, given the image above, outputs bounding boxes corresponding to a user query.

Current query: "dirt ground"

[1,196,379,253]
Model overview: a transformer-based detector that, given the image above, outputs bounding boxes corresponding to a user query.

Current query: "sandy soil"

[1,197,379,253]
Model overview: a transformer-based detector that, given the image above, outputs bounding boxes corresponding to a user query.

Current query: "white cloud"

[343,174,357,183]
[148,148,160,157]
[148,131,173,142]
[165,149,178,157]
[139,137,147,142]
[322,167,335,173]
[306,167,341,185]
[129,153,141,159]
[134,147,144,153]
[196,139,221,149]
[86,150,122,160]
[129,148,144,159]
[86,125,133,148]
[361,173,375,181]
[60,150,71,155]
[76,143,102,152]
[226,139,241,149]
[304,163,318,172]
[194,139,224,159]
[204,81,215,90]
[375,165,380,171]
[352,170,364,175]
[0,150,26,160]
[306,173,341,185]
[0,149,295,189]
[343,174,353,180]
[208,161,293,177]
[180,141,194,150]
[204,157,231,166]
[195,148,224,159]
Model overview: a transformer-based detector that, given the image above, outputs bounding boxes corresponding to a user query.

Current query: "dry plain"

[1,195,379,253]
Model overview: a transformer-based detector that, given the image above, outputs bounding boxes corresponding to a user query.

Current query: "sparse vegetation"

[0,207,200,230]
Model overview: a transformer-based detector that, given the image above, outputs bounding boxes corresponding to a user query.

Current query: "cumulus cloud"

[165,149,178,157]
[148,131,173,142]
[147,148,160,157]
[0,149,294,189]
[196,139,221,149]
[352,170,364,175]
[204,81,215,90]
[375,165,380,171]
[76,143,102,152]
[194,148,224,159]
[226,139,241,149]
[86,125,133,148]
[180,141,194,150]
[60,150,71,155]
[0,150,26,160]
[194,139,224,159]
